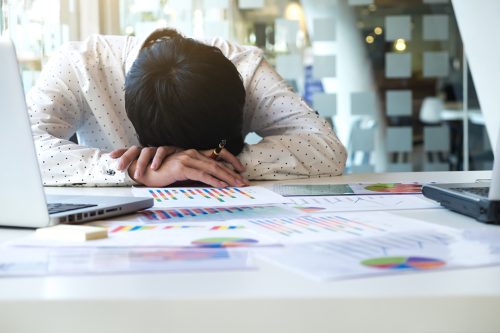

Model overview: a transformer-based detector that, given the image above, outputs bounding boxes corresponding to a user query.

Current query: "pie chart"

[364,183,422,193]
[294,206,326,213]
[191,237,259,248]
[361,256,446,270]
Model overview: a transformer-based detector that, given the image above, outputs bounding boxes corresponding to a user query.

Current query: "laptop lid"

[0,38,154,228]
[0,37,51,226]
[452,0,500,200]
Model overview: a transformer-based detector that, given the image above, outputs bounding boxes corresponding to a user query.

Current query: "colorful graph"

[139,205,296,222]
[147,187,254,203]
[133,186,287,208]
[130,249,229,261]
[210,226,245,230]
[248,215,387,238]
[191,237,259,248]
[104,225,243,233]
[361,256,446,270]
[363,183,422,193]
[108,225,205,233]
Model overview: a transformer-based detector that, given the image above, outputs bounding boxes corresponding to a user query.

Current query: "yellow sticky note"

[36,225,108,242]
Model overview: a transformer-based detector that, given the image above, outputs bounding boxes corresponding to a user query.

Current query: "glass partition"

[0,0,73,91]
[1,0,493,173]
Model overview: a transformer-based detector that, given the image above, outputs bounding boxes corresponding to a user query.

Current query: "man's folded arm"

[27,44,136,186]
[238,59,347,180]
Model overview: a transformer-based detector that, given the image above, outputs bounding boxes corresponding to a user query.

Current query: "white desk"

[1,171,499,333]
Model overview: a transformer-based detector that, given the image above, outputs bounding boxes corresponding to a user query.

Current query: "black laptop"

[422,180,500,224]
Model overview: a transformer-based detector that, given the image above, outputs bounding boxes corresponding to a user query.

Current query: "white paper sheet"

[134,205,300,223]
[258,228,500,281]
[0,246,254,277]
[8,221,279,249]
[273,183,425,196]
[245,211,450,244]
[132,186,289,208]
[286,194,439,213]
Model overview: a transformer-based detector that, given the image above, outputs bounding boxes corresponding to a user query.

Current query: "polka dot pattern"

[27,33,346,186]
[237,59,347,180]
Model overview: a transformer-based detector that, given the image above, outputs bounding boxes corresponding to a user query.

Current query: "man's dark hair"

[125,28,246,155]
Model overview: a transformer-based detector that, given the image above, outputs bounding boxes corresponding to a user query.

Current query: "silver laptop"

[0,37,153,228]
[422,1,500,224]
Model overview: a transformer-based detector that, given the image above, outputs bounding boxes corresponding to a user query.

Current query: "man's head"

[125,28,246,155]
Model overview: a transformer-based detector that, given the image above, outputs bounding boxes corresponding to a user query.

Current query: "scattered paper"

[0,246,254,277]
[274,183,424,196]
[136,205,300,223]
[132,186,289,208]
[245,211,452,244]
[8,221,279,249]
[257,227,500,281]
[286,194,440,213]
[6,179,499,281]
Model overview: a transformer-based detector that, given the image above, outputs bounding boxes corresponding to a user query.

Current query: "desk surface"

[1,171,499,333]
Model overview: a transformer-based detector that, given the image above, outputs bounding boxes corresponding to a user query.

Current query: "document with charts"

[8,220,279,249]
[0,246,254,277]
[132,186,289,208]
[274,183,424,196]
[257,227,500,281]
[244,211,453,244]
[286,194,440,213]
[136,205,300,223]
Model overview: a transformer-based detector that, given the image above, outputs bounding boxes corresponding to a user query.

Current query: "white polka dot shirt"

[27,33,347,186]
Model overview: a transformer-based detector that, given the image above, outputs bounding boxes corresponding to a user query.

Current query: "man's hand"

[200,148,246,173]
[128,149,249,188]
[110,146,182,179]
[111,145,247,185]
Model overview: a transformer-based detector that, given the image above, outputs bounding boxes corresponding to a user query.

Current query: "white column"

[302,0,384,171]
[79,0,100,38]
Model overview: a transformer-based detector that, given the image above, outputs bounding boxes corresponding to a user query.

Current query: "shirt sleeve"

[238,59,347,180]
[27,42,136,186]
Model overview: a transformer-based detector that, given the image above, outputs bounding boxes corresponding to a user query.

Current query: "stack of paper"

[3,184,498,281]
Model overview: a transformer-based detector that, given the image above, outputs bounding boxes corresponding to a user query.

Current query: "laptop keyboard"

[450,187,490,198]
[47,203,97,214]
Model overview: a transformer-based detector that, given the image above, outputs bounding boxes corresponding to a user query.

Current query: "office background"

[0,0,492,174]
